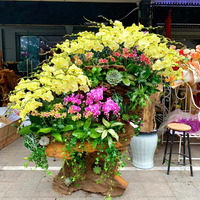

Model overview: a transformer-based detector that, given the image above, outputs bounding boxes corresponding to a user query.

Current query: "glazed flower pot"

[130,131,158,169]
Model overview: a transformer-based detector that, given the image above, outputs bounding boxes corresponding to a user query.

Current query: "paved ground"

[0,136,200,200]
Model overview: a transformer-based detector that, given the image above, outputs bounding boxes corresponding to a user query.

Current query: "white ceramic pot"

[130,131,158,169]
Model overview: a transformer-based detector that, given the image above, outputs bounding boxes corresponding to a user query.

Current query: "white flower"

[183,49,190,54]
[129,122,139,129]
[190,49,195,54]
[39,136,50,146]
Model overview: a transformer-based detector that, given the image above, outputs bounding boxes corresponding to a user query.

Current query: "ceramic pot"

[130,131,158,169]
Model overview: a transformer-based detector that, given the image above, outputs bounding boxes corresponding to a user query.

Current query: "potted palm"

[9,19,183,198]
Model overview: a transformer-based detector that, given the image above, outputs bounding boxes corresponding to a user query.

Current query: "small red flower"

[111,57,115,62]
[123,48,128,53]
[122,52,129,58]
[179,49,184,56]
[103,59,108,63]
[172,66,179,71]
[129,53,134,58]
[114,52,120,57]
[98,58,104,63]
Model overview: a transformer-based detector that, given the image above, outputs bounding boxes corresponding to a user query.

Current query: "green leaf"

[111,122,125,127]
[145,82,153,87]
[92,140,98,149]
[93,79,99,86]
[37,127,52,134]
[108,129,119,141]
[102,118,110,128]
[131,94,137,102]
[112,92,123,103]
[61,125,74,132]
[29,115,41,124]
[96,67,102,74]
[107,136,113,148]
[47,171,52,176]
[92,123,101,127]
[89,128,101,138]
[130,81,135,86]
[58,124,65,129]
[72,130,86,139]
[122,78,130,86]
[95,126,105,133]
[51,133,63,142]
[30,124,40,132]
[127,64,136,74]
[144,94,151,104]
[76,121,84,128]
[24,133,37,151]
[93,166,102,174]
[84,117,92,130]
[92,67,97,74]
[19,125,31,135]
[101,130,108,140]
[12,124,18,128]
[144,67,150,79]
[24,162,28,168]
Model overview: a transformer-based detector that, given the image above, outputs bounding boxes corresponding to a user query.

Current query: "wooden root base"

[52,153,128,197]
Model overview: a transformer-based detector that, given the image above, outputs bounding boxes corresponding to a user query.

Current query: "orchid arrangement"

[8,19,185,198]
[22,86,123,144]
[10,19,183,122]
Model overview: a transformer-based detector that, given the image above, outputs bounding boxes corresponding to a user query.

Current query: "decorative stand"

[45,124,134,197]
[52,152,128,196]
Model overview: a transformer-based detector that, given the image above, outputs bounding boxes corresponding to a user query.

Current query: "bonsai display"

[9,19,183,198]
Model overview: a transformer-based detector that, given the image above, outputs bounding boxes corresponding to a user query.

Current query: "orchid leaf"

[89,128,101,139]
[76,121,84,127]
[51,133,63,142]
[72,130,86,139]
[37,127,52,134]
[61,125,74,132]
[84,117,92,130]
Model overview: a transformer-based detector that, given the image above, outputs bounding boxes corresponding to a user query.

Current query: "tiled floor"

[0,136,200,200]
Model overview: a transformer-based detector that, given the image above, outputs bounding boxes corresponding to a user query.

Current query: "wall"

[0,25,67,61]
[0,29,3,59]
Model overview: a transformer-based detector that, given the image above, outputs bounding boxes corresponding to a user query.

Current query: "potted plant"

[9,19,183,198]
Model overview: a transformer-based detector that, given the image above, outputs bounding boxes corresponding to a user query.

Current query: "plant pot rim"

[137,130,157,135]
